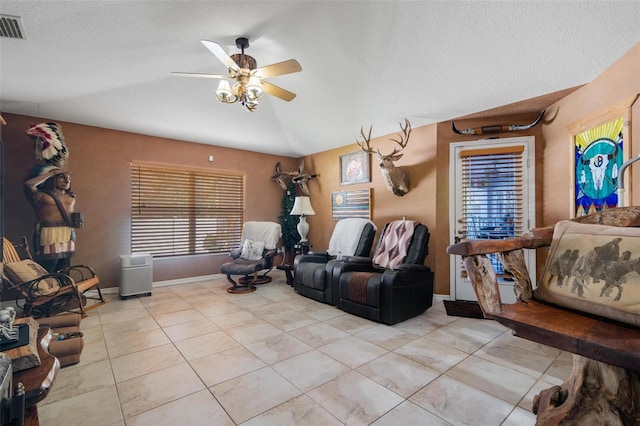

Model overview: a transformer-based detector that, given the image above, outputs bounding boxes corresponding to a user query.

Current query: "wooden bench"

[447,207,640,425]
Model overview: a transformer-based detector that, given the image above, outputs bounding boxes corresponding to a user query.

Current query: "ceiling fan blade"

[201,40,239,72]
[254,59,302,79]
[171,72,230,79]
[261,81,297,102]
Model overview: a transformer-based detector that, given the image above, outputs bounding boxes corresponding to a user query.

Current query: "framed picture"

[332,189,371,220]
[568,96,636,217]
[340,151,370,185]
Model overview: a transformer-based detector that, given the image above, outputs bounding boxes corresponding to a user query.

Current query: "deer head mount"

[357,119,411,197]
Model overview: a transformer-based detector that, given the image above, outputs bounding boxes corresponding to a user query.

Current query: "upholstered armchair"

[294,218,376,305]
[332,220,434,325]
[220,221,282,293]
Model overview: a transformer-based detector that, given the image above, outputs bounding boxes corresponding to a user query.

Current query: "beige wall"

[301,123,438,273]
[2,114,298,289]
[3,43,638,295]
[540,44,640,224]
[305,43,639,295]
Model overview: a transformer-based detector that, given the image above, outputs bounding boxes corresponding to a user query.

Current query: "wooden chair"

[2,237,105,318]
[447,207,640,425]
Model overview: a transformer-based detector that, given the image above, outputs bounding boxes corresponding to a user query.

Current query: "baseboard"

[434,294,451,302]
[97,274,226,295]
[153,274,225,288]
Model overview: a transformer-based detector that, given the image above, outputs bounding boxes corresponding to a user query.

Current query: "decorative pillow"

[4,260,61,296]
[240,239,266,261]
[536,220,640,327]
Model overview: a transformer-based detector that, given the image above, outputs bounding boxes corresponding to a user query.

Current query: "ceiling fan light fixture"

[215,80,237,103]
[246,76,263,101]
[242,98,259,112]
[175,37,300,111]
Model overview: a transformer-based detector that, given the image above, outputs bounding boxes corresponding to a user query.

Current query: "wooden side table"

[277,242,311,286]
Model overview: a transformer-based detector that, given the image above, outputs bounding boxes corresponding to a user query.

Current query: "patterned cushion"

[347,272,372,304]
[372,220,417,269]
[536,220,640,327]
[240,239,265,260]
[4,260,61,296]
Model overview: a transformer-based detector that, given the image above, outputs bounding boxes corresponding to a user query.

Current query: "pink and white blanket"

[372,220,418,269]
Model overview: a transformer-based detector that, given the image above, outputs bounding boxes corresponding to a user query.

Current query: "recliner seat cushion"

[341,271,381,308]
[298,262,328,290]
[221,258,266,275]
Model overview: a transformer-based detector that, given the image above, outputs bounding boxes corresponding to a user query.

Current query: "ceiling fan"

[173,37,302,112]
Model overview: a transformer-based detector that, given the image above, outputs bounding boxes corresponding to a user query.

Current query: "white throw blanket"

[241,221,282,250]
[328,218,376,256]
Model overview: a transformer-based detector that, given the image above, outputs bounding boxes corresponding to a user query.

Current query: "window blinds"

[131,162,245,257]
[459,145,524,240]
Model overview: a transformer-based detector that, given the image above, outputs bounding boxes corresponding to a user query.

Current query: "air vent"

[0,15,26,39]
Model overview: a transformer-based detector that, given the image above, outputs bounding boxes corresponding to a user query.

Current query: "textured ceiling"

[0,1,638,157]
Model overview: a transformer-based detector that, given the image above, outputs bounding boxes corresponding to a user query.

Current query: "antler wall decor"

[451,110,545,135]
[271,160,319,195]
[271,162,296,190]
[357,119,411,196]
[292,160,319,195]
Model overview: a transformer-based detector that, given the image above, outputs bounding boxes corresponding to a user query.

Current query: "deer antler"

[356,125,379,155]
[388,119,411,156]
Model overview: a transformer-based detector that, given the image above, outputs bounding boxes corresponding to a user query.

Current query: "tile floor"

[36,271,571,425]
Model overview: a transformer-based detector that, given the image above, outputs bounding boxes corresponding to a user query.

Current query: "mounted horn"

[451,110,545,135]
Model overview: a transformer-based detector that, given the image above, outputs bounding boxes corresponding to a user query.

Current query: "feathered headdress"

[26,122,69,167]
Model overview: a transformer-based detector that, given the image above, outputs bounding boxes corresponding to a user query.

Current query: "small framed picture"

[332,189,372,220]
[340,151,370,185]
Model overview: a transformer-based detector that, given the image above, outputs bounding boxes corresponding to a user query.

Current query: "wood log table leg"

[533,355,640,425]
[463,254,503,315]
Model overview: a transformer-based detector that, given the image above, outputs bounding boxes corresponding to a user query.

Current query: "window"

[460,145,524,242]
[131,162,244,257]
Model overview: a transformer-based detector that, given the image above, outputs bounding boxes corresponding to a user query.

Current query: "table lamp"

[290,196,315,242]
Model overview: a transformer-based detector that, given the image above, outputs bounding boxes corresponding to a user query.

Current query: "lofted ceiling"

[0,1,638,157]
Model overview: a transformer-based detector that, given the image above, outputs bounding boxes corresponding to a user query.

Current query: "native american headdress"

[26,122,69,167]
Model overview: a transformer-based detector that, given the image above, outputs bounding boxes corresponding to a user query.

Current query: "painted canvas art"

[331,189,371,220]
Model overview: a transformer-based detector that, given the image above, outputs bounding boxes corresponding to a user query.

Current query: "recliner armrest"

[294,252,333,267]
[229,248,242,259]
[342,255,373,265]
[394,263,430,272]
[264,248,278,258]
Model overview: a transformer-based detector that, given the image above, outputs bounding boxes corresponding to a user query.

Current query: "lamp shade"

[290,196,315,216]
[216,80,236,103]
[246,76,263,100]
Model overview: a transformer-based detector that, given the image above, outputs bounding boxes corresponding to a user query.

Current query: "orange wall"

[540,44,640,224]
[306,43,639,295]
[432,114,544,295]
[301,124,438,275]
[2,115,298,289]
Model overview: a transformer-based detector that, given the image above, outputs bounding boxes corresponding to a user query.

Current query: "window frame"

[130,162,245,258]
